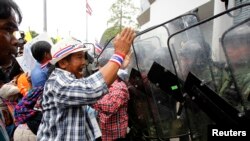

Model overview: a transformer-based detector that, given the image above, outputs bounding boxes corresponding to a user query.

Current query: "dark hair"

[31,41,51,63]
[0,0,22,24]
[55,54,73,68]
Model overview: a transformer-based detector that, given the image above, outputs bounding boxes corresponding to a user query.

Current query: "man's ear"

[57,59,68,69]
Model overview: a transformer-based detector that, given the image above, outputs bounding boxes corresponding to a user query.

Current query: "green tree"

[100,0,140,45]
[100,26,120,46]
[108,0,140,31]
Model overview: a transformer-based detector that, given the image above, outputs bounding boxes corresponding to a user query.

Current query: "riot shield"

[127,14,200,140]
[167,2,250,140]
[97,14,200,140]
[221,18,250,112]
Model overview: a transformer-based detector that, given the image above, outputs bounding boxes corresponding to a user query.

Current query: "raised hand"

[113,27,135,56]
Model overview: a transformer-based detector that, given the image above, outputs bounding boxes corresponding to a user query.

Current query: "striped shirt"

[37,68,108,141]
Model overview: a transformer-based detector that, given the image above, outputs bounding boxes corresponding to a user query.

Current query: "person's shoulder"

[31,63,42,72]
[31,68,44,77]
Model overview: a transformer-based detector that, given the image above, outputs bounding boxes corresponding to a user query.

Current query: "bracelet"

[114,52,125,59]
[109,54,124,67]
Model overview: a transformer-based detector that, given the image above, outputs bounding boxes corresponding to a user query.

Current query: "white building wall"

[212,0,235,61]
[139,0,240,62]
[141,0,210,30]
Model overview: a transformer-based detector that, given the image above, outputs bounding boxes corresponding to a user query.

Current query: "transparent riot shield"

[167,2,250,141]
[221,18,250,112]
[122,14,199,140]
[97,14,200,140]
[130,14,199,75]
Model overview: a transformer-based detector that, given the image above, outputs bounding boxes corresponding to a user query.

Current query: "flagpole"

[86,0,88,42]
[43,0,47,32]
[86,12,88,42]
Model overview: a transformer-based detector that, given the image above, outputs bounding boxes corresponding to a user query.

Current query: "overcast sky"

[14,0,140,43]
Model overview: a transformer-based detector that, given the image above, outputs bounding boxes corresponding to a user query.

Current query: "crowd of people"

[2,0,249,141]
[0,0,135,141]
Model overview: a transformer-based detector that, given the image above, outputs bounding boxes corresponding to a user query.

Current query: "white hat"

[50,37,90,65]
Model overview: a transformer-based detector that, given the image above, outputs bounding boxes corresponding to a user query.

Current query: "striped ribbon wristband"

[109,53,125,67]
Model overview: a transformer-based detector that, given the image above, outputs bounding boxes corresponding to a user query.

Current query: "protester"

[30,41,52,87]
[92,48,131,141]
[0,0,22,84]
[13,40,52,141]
[37,28,135,141]
[27,40,52,135]
[0,0,23,140]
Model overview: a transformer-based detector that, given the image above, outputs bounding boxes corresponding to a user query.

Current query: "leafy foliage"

[100,0,140,45]
[108,0,140,31]
[100,26,120,46]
